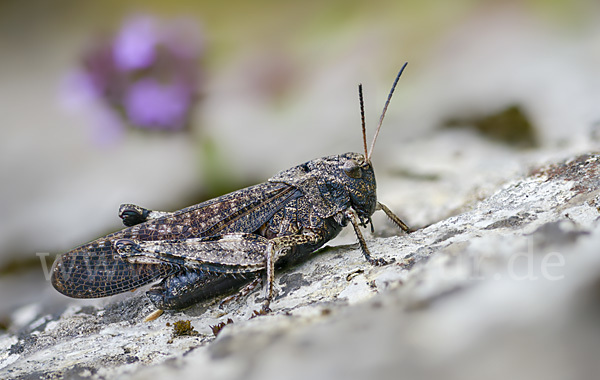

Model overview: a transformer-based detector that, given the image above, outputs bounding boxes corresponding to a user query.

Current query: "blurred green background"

[1,0,599,319]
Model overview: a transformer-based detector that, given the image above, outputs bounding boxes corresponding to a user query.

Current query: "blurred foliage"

[444,105,538,148]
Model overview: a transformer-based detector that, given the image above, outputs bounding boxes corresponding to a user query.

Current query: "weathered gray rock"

[2,153,600,380]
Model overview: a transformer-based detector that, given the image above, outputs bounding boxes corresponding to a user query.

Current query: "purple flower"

[64,14,203,142]
[125,79,191,130]
[113,16,158,71]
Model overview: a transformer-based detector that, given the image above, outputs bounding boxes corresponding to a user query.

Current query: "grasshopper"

[51,63,411,313]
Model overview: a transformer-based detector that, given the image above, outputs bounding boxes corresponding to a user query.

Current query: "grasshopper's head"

[344,62,407,222]
[338,152,377,221]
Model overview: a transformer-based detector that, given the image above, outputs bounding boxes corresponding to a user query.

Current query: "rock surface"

[1,152,600,380]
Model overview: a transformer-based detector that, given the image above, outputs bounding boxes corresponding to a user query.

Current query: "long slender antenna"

[367,62,408,161]
[358,84,368,158]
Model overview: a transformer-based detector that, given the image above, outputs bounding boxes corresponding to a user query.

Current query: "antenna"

[358,84,368,158]
[366,62,408,161]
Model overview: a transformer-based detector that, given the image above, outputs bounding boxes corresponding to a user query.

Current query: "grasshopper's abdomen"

[146,270,255,310]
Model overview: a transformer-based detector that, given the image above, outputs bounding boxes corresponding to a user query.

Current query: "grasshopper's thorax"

[269,152,377,222]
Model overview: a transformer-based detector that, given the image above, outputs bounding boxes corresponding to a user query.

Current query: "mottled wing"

[51,182,301,298]
[51,236,179,298]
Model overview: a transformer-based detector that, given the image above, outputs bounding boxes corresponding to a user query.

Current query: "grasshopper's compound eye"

[343,160,362,179]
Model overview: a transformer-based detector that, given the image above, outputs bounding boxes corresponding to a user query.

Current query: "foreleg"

[345,209,388,266]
